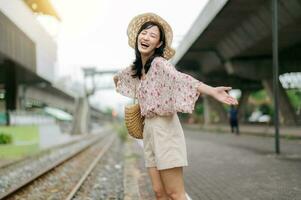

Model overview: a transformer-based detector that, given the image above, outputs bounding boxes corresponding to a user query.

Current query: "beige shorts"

[143,113,188,170]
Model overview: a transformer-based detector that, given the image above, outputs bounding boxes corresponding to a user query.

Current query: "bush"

[195,104,204,116]
[0,133,13,144]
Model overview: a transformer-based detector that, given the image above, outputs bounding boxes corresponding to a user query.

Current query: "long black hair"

[131,21,166,79]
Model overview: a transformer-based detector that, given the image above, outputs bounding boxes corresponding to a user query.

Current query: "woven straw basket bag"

[124,86,144,139]
[124,103,144,139]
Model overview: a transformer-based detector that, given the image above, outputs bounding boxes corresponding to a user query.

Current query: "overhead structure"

[173,0,301,126]
[23,0,61,20]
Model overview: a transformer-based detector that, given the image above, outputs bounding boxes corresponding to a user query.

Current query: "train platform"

[125,126,301,200]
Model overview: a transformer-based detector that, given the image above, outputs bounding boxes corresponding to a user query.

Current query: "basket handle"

[133,81,137,104]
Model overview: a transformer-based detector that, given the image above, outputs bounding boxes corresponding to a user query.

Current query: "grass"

[0,125,40,158]
[0,144,39,158]
[0,125,39,142]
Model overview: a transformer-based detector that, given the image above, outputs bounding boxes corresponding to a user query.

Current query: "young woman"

[113,13,238,200]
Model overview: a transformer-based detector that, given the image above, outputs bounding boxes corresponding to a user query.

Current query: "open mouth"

[140,42,150,48]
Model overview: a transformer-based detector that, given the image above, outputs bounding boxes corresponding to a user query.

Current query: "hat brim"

[127,13,175,60]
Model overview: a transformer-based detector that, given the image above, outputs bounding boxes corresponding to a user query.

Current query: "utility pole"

[272,0,280,154]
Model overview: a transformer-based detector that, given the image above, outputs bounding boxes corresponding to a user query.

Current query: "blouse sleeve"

[153,57,203,113]
[115,66,139,99]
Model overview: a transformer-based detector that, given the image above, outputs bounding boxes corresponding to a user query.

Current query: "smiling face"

[137,25,163,58]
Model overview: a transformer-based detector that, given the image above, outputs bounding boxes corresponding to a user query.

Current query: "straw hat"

[127,12,175,60]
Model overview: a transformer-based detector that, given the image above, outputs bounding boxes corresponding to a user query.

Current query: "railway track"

[0,133,117,200]
[0,134,92,170]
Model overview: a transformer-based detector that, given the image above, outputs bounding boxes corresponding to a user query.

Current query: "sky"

[50,0,209,76]
[40,0,209,113]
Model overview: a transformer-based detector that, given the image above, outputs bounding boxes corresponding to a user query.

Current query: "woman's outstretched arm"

[197,82,238,105]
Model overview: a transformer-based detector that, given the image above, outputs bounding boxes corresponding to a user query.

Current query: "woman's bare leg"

[148,167,169,200]
[159,167,187,200]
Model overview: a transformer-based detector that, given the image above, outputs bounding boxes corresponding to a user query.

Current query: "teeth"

[141,42,149,47]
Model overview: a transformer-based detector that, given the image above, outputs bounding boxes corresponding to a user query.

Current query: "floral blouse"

[116,56,203,118]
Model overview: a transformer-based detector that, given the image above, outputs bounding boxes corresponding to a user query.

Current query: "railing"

[9,110,55,125]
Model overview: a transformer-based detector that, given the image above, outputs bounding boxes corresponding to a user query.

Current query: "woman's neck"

[141,56,149,68]
[141,53,154,67]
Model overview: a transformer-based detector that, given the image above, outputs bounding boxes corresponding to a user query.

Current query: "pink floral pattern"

[116,57,203,118]
[116,66,140,98]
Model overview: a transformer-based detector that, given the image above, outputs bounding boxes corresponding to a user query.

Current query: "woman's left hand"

[211,86,238,105]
